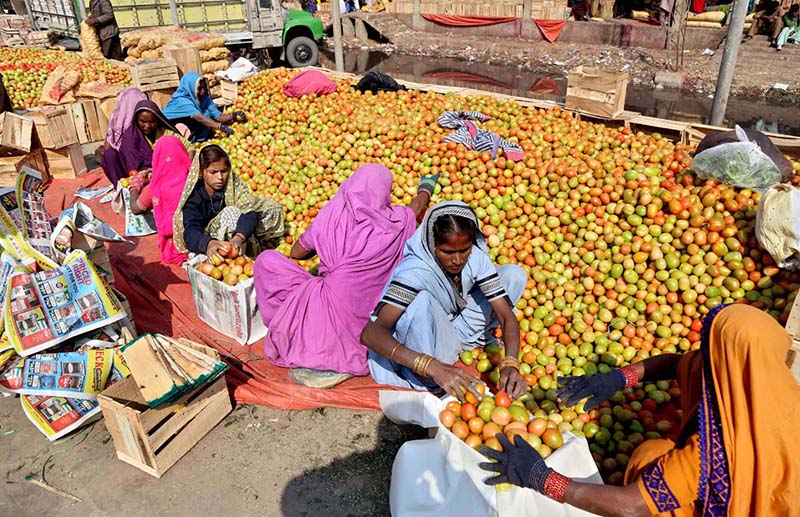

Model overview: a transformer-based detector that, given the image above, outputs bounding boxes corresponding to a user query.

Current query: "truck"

[20,0,324,67]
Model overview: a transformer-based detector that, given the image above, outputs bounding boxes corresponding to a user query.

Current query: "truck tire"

[286,36,319,68]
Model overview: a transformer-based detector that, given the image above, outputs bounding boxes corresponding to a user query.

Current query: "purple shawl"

[106,87,147,150]
[118,100,178,175]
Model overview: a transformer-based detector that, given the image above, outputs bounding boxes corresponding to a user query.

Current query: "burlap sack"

[756,184,800,270]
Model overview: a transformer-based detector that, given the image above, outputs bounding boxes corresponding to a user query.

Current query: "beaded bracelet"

[542,471,570,503]
[618,364,640,389]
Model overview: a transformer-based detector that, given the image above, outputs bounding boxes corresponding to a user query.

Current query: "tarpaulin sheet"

[421,14,518,26]
[534,19,567,42]
[43,171,405,411]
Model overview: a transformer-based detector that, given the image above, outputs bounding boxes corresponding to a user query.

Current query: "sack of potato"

[79,20,104,60]
[201,60,228,74]
[40,66,81,105]
[200,47,230,62]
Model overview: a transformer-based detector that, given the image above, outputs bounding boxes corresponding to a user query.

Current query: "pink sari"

[255,164,416,376]
[150,136,191,265]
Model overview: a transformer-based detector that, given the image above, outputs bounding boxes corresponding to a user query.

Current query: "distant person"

[162,73,246,143]
[744,0,781,40]
[303,0,318,14]
[85,0,123,60]
[775,3,800,49]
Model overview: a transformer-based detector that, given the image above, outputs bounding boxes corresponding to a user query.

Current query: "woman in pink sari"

[254,164,437,388]
[128,135,192,265]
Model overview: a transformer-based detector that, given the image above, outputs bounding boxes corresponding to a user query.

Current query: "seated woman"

[96,87,147,167]
[128,136,192,265]
[479,304,800,516]
[361,201,528,400]
[100,99,188,186]
[162,72,245,143]
[254,164,438,389]
[173,144,284,258]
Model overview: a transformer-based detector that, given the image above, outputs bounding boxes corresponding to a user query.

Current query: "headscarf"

[386,201,487,315]
[118,100,178,175]
[162,72,215,120]
[172,148,284,254]
[106,87,147,150]
[697,304,800,515]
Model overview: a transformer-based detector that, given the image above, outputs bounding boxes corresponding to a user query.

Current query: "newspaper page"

[0,183,58,271]
[4,250,126,356]
[20,394,102,441]
[0,348,113,399]
[17,167,56,262]
[51,202,128,262]
[0,187,22,232]
[122,188,157,237]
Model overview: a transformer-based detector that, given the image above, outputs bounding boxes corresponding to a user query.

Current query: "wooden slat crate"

[162,43,202,77]
[131,59,181,93]
[220,79,239,103]
[0,148,49,187]
[24,106,78,150]
[0,112,35,155]
[45,143,87,178]
[98,374,232,478]
[69,100,108,144]
[147,88,177,111]
[566,66,629,118]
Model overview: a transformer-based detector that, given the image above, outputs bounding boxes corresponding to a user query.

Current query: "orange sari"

[625,304,800,516]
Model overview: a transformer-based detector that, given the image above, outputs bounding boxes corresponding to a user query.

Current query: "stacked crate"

[387,0,566,19]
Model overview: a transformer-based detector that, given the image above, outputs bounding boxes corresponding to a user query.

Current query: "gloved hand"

[232,110,247,123]
[557,369,628,411]
[218,124,234,136]
[480,434,550,490]
[418,173,441,196]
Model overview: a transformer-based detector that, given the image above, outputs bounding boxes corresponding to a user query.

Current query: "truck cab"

[247,0,324,67]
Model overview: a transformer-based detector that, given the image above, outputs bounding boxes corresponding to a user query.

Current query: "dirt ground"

[0,394,424,516]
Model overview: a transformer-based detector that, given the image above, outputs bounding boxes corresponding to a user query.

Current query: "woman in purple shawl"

[100,99,190,185]
[254,164,439,388]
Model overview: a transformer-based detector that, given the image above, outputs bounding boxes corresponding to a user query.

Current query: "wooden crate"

[220,79,239,102]
[98,374,232,478]
[0,112,35,155]
[45,143,87,178]
[162,43,202,77]
[69,100,108,144]
[0,148,49,187]
[147,88,177,111]
[566,66,629,118]
[25,106,78,149]
[131,59,181,93]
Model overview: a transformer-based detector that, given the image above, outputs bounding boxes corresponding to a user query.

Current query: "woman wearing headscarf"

[254,165,438,388]
[128,136,192,265]
[162,72,246,143]
[96,87,146,175]
[174,144,284,259]
[479,303,800,516]
[100,99,188,185]
[361,201,528,401]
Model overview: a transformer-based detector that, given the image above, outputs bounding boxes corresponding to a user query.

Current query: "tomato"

[495,391,511,408]
[439,410,456,429]
[527,418,548,437]
[542,429,564,449]
[461,402,477,421]
[451,420,470,440]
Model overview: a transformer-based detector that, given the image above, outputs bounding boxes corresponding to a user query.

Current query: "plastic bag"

[215,57,257,82]
[755,184,800,271]
[691,126,783,192]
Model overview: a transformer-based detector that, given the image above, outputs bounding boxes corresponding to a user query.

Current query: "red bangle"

[542,471,570,503]
[619,364,640,389]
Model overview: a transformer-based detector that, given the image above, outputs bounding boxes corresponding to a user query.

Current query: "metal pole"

[331,0,344,72]
[709,0,748,126]
[169,0,180,26]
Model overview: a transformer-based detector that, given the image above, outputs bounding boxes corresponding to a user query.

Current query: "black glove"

[232,110,247,123]
[479,434,551,491]
[218,124,234,136]
[556,369,626,411]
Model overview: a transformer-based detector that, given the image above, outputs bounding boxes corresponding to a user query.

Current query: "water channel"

[320,49,800,136]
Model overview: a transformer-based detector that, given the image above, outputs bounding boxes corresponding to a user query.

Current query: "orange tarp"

[421,14,518,26]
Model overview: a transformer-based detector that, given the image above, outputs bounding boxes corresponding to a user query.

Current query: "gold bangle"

[412,354,424,376]
[413,353,433,377]
[498,356,520,372]
[389,343,402,363]
[420,355,435,377]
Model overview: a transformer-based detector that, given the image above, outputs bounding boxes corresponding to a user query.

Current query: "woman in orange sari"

[479,303,800,516]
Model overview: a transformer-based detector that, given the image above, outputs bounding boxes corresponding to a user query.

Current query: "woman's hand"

[427,360,482,402]
[230,233,246,254]
[498,367,526,399]
[206,239,227,259]
[129,171,149,193]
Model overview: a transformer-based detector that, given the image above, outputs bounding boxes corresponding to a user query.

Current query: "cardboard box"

[0,112,35,155]
[45,144,87,178]
[162,43,202,77]
[185,255,266,345]
[98,374,232,478]
[131,59,181,93]
[69,100,108,144]
[781,295,800,384]
[25,106,79,149]
[566,67,629,118]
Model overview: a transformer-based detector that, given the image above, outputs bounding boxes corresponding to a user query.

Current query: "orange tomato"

[482,422,501,441]
[439,410,456,429]
[495,391,511,408]
[461,402,477,422]
[468,416,484,434]
[446,401,461,414]
[451,420,470,440]
[527,418,548,437]
[465,433,483,449]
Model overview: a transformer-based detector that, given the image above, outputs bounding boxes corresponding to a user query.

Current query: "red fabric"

[690,0,705,14]
[534,19,567,42]
[422,14,517,26]
[43,171,406,410]
[282,70,338,98]
[529,78,561,95]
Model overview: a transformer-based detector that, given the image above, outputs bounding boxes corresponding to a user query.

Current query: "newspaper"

[0,348,113,399]
[122,188,157,237]
[4,249,127,357]
[75,185,113,201]
[51,202,128,261]
[0,178,57,271]
[17,167,56,261]
[20,394,102,441]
